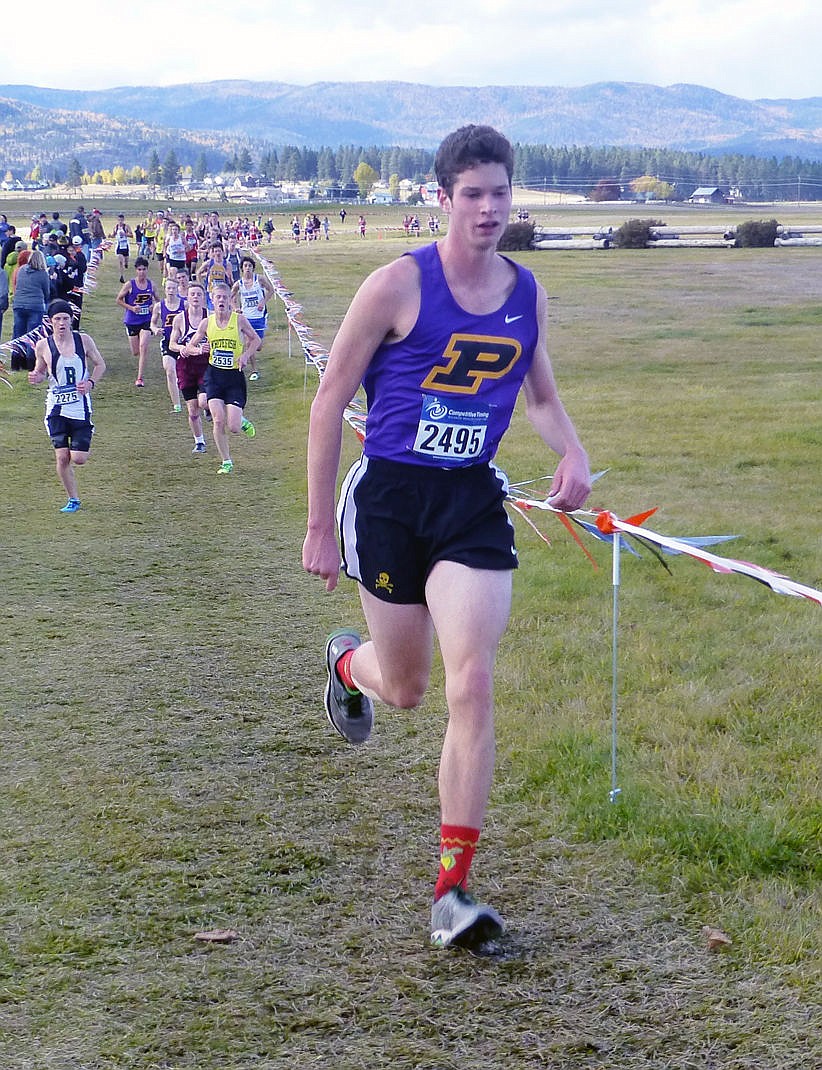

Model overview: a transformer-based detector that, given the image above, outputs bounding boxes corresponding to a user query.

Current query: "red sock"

[434,824,479,900]
[335,648,358,692]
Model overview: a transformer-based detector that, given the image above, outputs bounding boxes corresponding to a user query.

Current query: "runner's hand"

[302,529,342,592]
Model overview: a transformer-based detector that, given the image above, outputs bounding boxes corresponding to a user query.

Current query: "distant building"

[689,186,726,205]
[367,185,396,205]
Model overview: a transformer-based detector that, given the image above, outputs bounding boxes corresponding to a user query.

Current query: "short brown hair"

[434,125,514,197]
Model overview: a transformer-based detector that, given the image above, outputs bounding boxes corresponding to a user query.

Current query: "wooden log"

[648,239,736,248]
[651,225,736,235]
[775,226,822,237]
[532,239,611,250]
[533,226,614,237]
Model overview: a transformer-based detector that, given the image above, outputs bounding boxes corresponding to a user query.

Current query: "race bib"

[412,395,489,460]
[211,349,235,369]
[53,386,80,405]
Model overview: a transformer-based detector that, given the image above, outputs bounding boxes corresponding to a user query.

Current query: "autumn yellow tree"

[630,175,675,200]
[353,161,378,199]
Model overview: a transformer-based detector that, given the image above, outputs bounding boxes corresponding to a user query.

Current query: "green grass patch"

[1,205,820,1067]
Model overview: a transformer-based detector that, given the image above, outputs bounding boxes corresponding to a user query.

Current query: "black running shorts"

[47,412,94,452]
[204,365,247,408]
[338,456,517,605]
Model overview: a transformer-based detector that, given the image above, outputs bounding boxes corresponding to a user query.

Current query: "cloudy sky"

[5,0,820,101]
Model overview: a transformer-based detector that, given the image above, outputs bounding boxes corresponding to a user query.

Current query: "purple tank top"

[160,297,185,345]
[123,278,155,326]
[362,242,538,467]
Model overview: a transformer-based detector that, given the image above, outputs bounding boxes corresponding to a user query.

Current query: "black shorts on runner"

[125,322,152,337]
[204,365,247,408]
[337,456,517,605]
[47,412,94,452]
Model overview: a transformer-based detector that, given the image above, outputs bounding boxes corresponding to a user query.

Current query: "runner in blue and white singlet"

[231,255,274,380]
[236,272,268,334]
[28,299,107,512]
[44,343,91,420]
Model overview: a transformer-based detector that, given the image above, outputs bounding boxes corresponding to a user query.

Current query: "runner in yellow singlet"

[186,281,260,474]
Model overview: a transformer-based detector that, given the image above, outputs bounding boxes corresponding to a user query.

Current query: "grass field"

[1,201,820,1068]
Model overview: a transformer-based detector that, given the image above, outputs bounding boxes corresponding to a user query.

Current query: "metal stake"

[609,532,622,803]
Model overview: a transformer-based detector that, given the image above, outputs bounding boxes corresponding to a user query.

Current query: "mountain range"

[2,80,822,175]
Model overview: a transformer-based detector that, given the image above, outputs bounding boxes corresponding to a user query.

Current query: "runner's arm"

[303,258,417,590]
[77,334,106,394]
[237,314,262,368]
[27,338,51,384]
[115,282,132,311]
[169,311,186,355]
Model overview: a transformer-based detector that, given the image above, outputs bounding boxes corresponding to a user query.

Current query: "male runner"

[116,257,156,387]
[111,213,133,283]
[169,280,210,454]
[224,234,241,284]
[28,299,107,513]
[231,255,274,381]
[302,125,591,950]
[186,281,260,473]
[151,275,185,411]
[183,218,199,278]
[164,221,187,275]
[197,241,233,310]
[66,238,87,327]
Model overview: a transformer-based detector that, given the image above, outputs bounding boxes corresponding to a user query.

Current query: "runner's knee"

[444,659,495,717]
[378,674,428,710]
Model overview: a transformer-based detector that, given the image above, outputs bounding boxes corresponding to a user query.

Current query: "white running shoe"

[430,887,504,949]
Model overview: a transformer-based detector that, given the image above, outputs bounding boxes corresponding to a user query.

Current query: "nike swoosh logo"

[505,314,523,323]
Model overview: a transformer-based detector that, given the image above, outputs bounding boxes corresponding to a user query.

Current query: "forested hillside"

[3,80,822,199]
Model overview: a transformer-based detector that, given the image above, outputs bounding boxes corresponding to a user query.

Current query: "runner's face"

[439,162,512,249]
[188,287,205,309]
[213,288,230,312]
[51,313,72,334]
